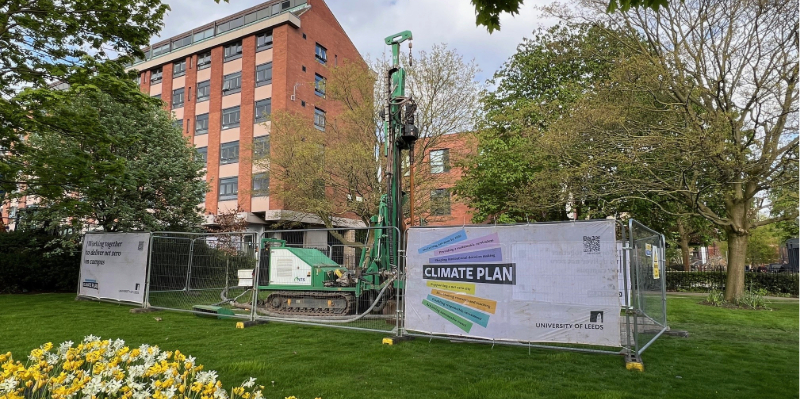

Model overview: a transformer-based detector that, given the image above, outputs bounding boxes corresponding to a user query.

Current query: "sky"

[154,0,555,82]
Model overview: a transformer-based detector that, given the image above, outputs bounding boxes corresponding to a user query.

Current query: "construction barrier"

[78,219,667,364]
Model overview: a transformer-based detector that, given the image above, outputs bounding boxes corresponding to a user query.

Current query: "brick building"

[128,0,365,236]
[414,132,478,226]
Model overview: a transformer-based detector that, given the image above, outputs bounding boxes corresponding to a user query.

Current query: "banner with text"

[78,233,150,304]
[406,221,621,347]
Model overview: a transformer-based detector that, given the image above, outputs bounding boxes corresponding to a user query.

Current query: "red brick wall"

[161,62,174,111]
[183,54,198,140]
[139,71,151,95]
[416,133,480,226]
[205,46,225,214]
[238,35,257,212]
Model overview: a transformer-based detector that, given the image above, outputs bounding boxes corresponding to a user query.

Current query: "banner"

[406,221,621,347]
[78,233,150,304]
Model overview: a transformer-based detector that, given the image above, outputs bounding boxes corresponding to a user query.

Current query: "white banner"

[405,221,621,347]
[78,233,150,304]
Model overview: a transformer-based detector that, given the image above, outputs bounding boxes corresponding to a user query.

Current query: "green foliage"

[470,0,524,33]
[736,289,770,310]
[0,230,81,293]
[769,175,799,243]
[746,225,782,266]
[667,271,799,296]
[469,0,675,32]
[705,289,724,306]
[0,0,171,185]
[455,23,629,223]
[13,90,208,232]
[606,0,671,13]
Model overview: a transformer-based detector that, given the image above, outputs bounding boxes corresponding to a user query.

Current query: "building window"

[173,119,183,130]
[217,16,244,35]
[151,43,170,57]
[197,52,211,70]
[222,106,240,130]
[218,177,238,201]
[172,87,184,108]
[255,99,271,123]
[314,108,325,131]
[315,43,327,64]
[220,141,239,164]
[224,41,242,62]
[196,147,207,164]
[150,67,163,84]
[430,189,451,216]
[193,28,214,43]
[256,31,273,51]
[253,173,269,196]
[173,60,186,77]
[255,62,272,87]
[314,74,326,97]
[195,113,209,135]
[196,80,210,102]
[172,36,192,50]
[152,94,161,100]
[222,71,242,95]
[430,149,450,174]
[253,135,270,158]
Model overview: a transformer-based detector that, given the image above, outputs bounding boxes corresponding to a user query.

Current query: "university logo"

[589,311,604,323]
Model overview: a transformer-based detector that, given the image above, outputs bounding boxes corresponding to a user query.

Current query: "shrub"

[0,230,81,293]
[666,271,798,296]
[736,288,770,310]
[704,289,724,306]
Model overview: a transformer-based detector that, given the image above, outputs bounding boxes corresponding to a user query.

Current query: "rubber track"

[263,291,355,317]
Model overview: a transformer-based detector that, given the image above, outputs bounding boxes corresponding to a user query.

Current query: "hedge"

[0,230,81,293]
[666,271,799,296]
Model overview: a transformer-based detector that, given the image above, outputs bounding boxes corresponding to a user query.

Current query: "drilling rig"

[251,31,418,318]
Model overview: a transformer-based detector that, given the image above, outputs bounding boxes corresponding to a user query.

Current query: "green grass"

[0,294,797,399]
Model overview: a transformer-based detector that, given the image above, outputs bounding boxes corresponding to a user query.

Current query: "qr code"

[583,236,600,253]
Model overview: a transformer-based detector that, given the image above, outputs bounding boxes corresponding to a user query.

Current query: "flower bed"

[0,335,267,399]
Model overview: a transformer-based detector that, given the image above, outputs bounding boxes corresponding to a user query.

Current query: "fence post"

[250,233,260,322]
[143,233,155,309]
[184,238,195,292]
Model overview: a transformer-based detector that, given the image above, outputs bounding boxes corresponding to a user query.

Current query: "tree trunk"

[724,230,749,302]
[677,219,691,271]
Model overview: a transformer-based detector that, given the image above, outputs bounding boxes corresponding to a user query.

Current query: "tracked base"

[263,291,355,316]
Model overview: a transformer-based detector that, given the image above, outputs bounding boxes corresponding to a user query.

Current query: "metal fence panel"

[628,220,668,355]
[145,232,258,319]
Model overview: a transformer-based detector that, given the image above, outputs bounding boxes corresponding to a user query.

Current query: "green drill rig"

[253,31,418,318]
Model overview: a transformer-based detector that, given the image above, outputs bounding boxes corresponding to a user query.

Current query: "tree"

[746,224,782,267]
[257,44,483,232]
[539,0,798,301]
[0,0,170,183]
[13,89,208,233]
[468,0,672,32]
[454,23,629,223]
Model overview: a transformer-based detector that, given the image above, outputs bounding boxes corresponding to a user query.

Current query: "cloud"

[158,0,555,81]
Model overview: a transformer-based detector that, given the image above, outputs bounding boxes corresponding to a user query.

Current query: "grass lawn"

[0,294,796,399]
